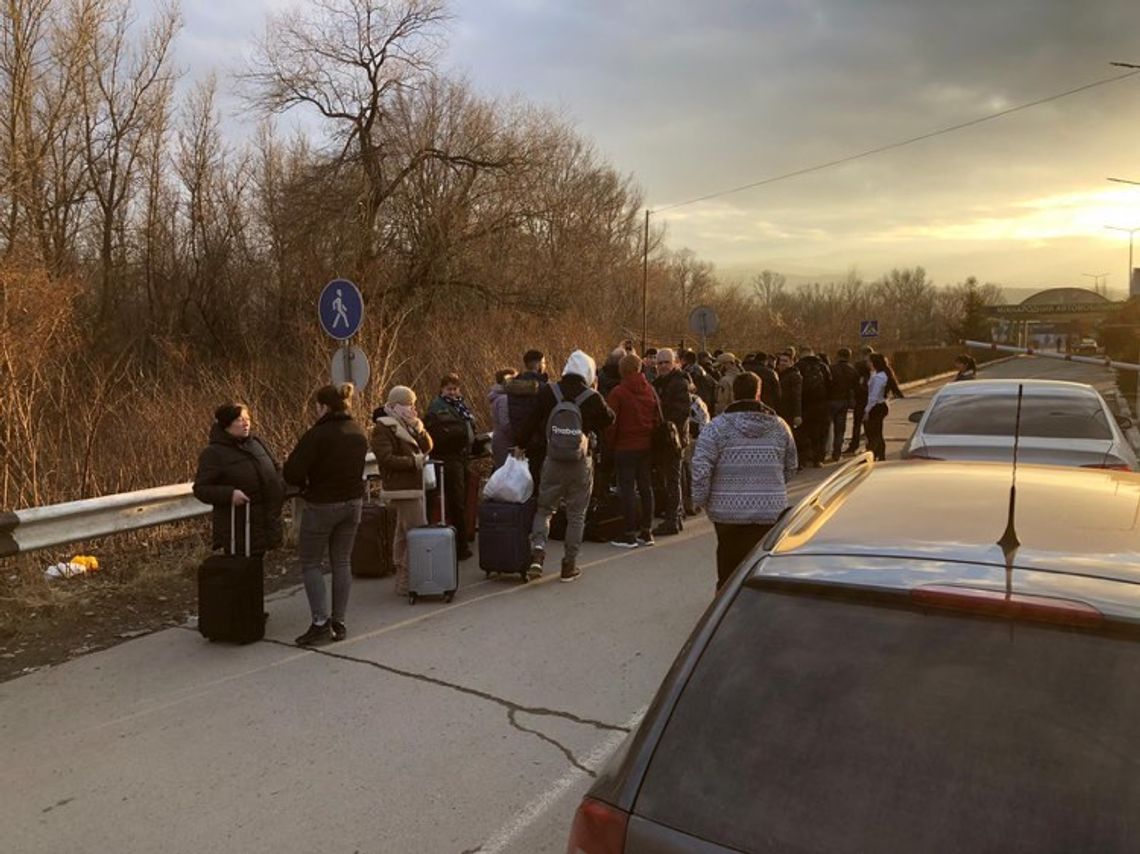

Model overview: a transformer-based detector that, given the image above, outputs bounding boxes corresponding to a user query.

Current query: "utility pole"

[1082,272,1110,296]
[642,209,650,354]
[1105,226,1139,298]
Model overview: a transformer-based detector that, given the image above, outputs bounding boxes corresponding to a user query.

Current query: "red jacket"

[606,373,661,452]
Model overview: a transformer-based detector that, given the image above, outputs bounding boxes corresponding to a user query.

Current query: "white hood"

[563,350,597,388]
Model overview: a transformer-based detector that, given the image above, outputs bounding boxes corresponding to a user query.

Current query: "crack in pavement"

[507,708,595,777]
[262,639,625,778]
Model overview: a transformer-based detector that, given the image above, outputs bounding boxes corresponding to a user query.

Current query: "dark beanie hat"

[214,403,245,429]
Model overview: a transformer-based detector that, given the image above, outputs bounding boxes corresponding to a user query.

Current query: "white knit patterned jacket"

[691,401,798,525]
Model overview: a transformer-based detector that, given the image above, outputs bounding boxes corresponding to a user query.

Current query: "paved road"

[1,356,1122,854]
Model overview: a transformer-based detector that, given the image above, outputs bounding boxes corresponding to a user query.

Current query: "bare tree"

[78,0,179,321]
[244,0,451,275]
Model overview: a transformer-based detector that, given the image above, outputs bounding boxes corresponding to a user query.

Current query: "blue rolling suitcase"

[407,463,459,604]
[478,499,537,583]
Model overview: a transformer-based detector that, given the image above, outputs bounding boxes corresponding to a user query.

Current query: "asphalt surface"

[1,356,1123,854]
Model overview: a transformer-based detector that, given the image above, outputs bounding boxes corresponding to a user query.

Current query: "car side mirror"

[908,410,925,424]
[1116,414,1134,431]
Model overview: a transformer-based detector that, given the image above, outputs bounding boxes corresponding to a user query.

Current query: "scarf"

[442,394,475,423]
[384,403,423,434]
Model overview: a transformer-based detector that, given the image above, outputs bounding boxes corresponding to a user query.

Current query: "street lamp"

[1105,226,1140,297]
[1082,272,1110,295]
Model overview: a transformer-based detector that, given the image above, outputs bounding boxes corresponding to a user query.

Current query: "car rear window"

[635,588,1140,853]
[922,392,1112,439]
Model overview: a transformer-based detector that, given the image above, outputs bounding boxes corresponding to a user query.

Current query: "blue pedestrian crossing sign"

[318,279,364,340]
[860,319,880,339]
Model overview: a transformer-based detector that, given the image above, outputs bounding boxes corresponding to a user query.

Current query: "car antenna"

[997,383,1024,598]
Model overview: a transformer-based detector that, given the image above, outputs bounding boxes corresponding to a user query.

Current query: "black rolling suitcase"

[198,504,265,644]
[479,499,536,582]
[549,493,625,543]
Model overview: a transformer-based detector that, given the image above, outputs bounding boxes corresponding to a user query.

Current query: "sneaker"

[610,533,639,549]
[295,621,331,646]
[637,531,656,546]
[560,560,581,583]
[652,524,681,537]
[329,620,347,642]
[527,547,545,579]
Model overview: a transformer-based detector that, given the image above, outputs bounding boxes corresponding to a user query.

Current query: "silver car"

[900,379,1138,471]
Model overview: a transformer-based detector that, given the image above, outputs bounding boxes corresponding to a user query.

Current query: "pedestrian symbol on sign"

[331,289,349,330]
[860,320,879,339]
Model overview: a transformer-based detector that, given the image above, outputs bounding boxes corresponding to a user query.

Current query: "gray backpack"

[546,384,596,462]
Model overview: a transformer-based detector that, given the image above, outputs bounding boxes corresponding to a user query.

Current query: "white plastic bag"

[483,455,534,504]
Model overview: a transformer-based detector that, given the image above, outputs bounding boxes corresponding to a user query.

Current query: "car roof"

[932,378,1101,398]
[762,460,1140,610]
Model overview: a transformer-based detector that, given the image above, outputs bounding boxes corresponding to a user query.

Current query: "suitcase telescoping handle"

[230,500,251,558]
[432,461,446,526]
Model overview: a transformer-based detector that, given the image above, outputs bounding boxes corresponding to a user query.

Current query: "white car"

[901,379,1139,471]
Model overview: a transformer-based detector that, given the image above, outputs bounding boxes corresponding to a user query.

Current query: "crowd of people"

[192,341,917,646]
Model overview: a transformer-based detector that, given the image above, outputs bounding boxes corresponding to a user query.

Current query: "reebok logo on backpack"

[546,384,595,462]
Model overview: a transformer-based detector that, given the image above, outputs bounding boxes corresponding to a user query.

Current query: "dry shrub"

[1,280,622,514]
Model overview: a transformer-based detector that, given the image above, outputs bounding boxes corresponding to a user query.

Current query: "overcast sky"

[179,0,1140,291]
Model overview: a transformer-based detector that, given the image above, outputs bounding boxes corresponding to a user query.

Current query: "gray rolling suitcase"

[407,462,459,605]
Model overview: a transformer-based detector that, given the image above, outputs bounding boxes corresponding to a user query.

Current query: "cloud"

[177,0,1140,285]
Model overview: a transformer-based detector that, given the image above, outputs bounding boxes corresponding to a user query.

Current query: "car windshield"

[635,587,1140,853]
[922,392,1112,439]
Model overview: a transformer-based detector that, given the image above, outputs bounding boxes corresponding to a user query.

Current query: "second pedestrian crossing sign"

[860,319,880,339]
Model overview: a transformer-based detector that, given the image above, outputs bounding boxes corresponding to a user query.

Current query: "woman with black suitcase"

[193,403,286,641]
[371,386,434,597]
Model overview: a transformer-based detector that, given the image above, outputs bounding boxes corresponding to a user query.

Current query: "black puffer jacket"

[283,412,369,503]
[193,426,286,554]
[654,369,696,448]
[828,359,860,405]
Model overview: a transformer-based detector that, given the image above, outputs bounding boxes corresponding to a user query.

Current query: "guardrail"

[0,455,380,559]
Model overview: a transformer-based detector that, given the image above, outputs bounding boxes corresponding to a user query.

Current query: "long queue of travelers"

[192,341,913,646]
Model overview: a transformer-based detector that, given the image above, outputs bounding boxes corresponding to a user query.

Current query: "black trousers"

[658,454,684,529]
[848,398,867,449]
[437,458,470,554]
[714,522,773,589]
[829,401,849,458]
[864,403,888,461]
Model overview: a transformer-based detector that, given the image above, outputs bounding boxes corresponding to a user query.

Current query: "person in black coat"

[193,403,286,559]
[284,383,370,646]
[652,348,695,536]
[826,348,861,462]
[507,349,550,489]
[752,351,782,413]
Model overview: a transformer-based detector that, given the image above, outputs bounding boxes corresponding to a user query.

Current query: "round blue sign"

[318,279,364,340]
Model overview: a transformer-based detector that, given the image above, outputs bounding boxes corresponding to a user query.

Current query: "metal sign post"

[331,345,371,391]
[688,305,720,353]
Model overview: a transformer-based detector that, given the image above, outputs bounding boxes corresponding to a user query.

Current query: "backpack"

[801,361,827,402]
[689,394,710,439]
[546,383,596,463]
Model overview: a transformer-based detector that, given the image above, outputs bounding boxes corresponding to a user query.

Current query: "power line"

[653,68,1140,214]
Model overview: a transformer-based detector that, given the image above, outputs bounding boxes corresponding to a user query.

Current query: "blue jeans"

[615,450,654,535]
[298,499,362,623]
